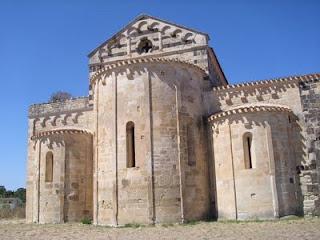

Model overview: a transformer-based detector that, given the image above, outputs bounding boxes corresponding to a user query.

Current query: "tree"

[14,188,26,203]
[4,190,14,198]
[49,91,72,103]
[0,186,6,198]
[0,187,26,203]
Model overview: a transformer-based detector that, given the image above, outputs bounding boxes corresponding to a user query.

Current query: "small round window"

[137,38,153,54]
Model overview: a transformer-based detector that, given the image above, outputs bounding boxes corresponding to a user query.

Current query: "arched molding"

[41,117,50,127]
[126,26,138,36]
[208,104,292,122]
[170,28,182,38]
[147,22,160,31]
[136,20,148,32]
[31,127,93,140]
[181,32,194,42]
[90,57,207,85]
[161,25,171,34]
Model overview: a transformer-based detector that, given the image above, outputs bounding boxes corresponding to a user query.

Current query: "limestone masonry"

[26,15,320,225]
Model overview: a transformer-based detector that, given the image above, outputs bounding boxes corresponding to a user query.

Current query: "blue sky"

[0,0,319,190]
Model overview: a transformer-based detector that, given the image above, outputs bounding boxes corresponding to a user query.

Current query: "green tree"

[49,91,72,103]
[4,190,14,198]
[14,188,26,203]
[0,186,6,198]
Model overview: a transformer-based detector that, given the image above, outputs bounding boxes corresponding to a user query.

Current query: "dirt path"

[0,218,320,240]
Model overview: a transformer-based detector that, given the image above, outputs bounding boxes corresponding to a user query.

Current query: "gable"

[88,14,209,64]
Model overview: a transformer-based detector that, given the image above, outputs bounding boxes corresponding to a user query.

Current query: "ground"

[1,218,320,240]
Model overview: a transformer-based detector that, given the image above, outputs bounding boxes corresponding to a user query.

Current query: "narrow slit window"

[126,121,136,168]
[45,151,53,182]
[243,133,253,169]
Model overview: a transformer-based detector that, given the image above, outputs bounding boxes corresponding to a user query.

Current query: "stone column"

[127,37,131,55]
[158,32,162,51]
[227,123,238,220]
[175,84,185,223]
[144,68,155,223]
[33,139,41,223]
[59,137,66,223]
[93,82,99,225]
[112,71,119,226]
[266,124,279,218]
[207,123,217,218]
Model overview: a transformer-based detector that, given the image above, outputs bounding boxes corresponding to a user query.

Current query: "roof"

[88,14,210,57]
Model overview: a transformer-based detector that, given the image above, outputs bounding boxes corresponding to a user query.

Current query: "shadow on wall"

[206,77,312,218]
[41,136,65,150]
[210,81,298,111]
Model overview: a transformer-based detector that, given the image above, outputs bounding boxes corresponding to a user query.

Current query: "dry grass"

[0,207,25,219]
[0,218,320,240]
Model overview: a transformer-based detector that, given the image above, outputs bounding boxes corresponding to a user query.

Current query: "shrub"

[0,206,25,219]
[49,91,72,103]
[81,217,92,225]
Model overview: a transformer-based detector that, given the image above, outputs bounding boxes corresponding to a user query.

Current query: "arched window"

[45,151,53,182]
[126,121,136,168]
[137,38,153,54]
[243,133,254,169]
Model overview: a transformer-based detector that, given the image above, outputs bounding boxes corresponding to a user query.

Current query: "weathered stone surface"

[26,14,320,225]
[299,79,320,216]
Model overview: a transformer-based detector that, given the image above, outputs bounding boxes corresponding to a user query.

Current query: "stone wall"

[28,97,94,138]
[88,16,209,71]
[29,97,92,118]
[92,61,211,225]
[33,133,93,224]
[207,74,320,219]
[299,78,320,216]
[26,14,319,225]
[26,98,94,223]
[209,107,301,220]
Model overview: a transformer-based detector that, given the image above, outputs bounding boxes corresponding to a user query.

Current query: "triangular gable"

[88,14,209,57]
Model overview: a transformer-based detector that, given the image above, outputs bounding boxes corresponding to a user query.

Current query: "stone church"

[26,15,320,225]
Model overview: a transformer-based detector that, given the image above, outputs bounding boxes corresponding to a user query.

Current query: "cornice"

[90,56,207,84]
[208,104,292,122]
[31,128,93,140]
[212,73,320,92]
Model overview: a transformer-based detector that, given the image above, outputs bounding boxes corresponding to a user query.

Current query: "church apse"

[26,14,320,225]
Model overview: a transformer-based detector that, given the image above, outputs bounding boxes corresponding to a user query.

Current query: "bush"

[81,217,92,225]
[49,91,72,103]
[0,187,26,203]
[0,206,25,219]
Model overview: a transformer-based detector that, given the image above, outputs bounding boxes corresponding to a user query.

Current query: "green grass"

[81,215,308,228]
[122,223,143,228]
[182,220,199,225]
[161,223,174,228]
